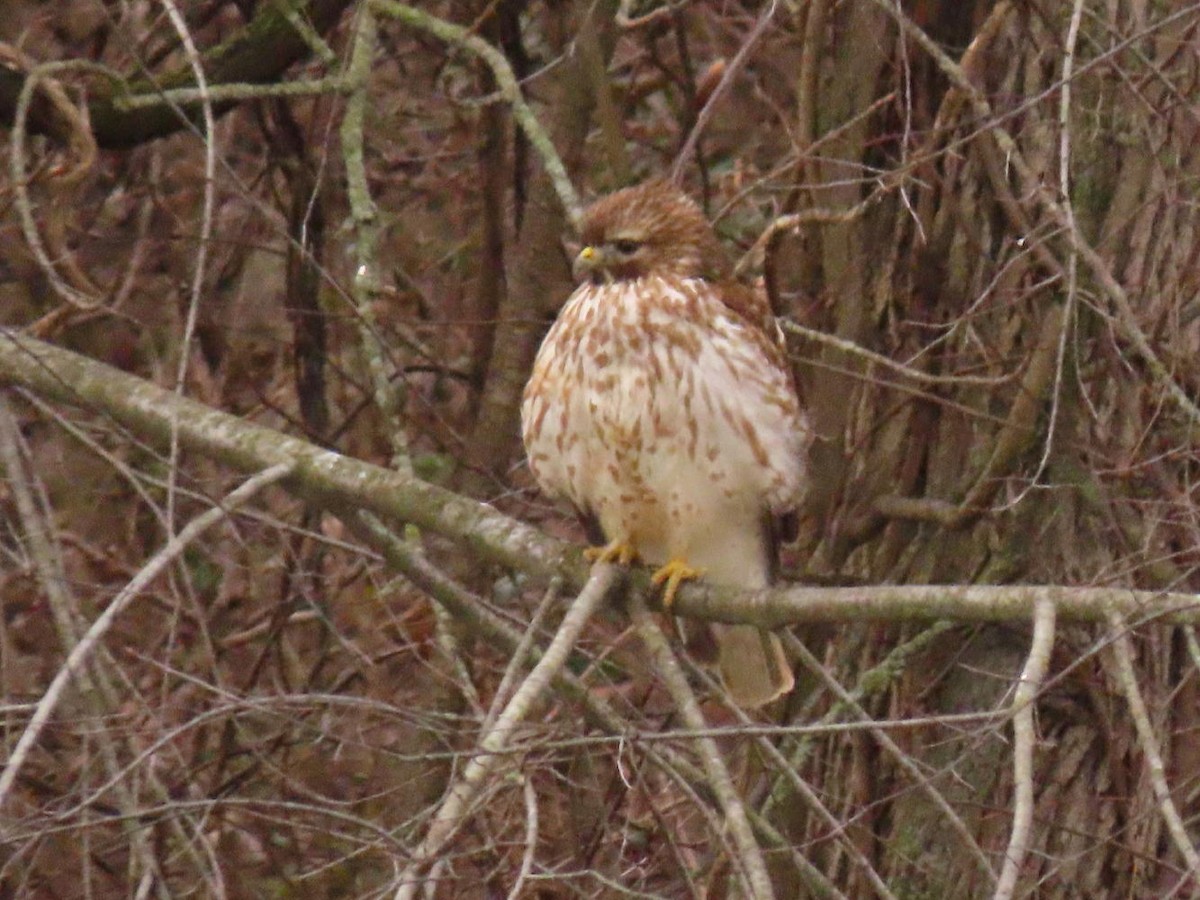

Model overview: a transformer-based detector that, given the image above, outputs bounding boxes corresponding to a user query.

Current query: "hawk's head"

[574,180,730,284]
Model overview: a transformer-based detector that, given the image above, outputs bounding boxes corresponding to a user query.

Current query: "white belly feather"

[521,276,808,586]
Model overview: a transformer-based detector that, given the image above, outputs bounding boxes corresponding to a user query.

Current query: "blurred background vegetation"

[2,1,1199,896]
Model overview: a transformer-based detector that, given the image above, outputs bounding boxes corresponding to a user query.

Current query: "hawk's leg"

[585,540,638,567]
[650,559,706,610]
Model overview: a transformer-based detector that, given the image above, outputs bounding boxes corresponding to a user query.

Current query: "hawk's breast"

[521,275,809,562]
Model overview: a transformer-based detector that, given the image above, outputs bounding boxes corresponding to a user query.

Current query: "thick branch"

[0,329,582,586]
[680,582,1200,628]
[3,331,1198,627]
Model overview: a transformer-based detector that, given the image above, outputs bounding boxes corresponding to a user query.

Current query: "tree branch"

[629,592,776,900]
[994,597,1056,900]
[372,0,581,225]
[0,328,582,585]
[394,563,618,897]
[0,460,294,810]
[4,330,1199,627]
[1108,610,1200,884]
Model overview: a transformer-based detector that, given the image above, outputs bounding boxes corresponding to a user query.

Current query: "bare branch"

[628,593,776,900]
[994,597,1056,900]
[0,329,582,583]
[671,0,778,184]
[161,0,217,542]
[1108,611,1200,884]
[507,776,540,900]
[394,563,618,896]
[0,459,294,809]
[686,582,1200,629]
[371,0,582,225]
[5,330,1200,630]
[340,3,413,473]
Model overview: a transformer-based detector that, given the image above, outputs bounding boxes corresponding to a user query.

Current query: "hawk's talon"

[585,540,637,567]
[650,558,705,610]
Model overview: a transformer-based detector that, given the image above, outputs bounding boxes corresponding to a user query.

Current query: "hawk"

[521,180,811,708]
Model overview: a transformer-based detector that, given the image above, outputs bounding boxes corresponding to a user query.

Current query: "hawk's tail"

[713,624,794,708]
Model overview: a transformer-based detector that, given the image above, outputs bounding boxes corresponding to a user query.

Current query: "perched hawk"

[521,180,811,708]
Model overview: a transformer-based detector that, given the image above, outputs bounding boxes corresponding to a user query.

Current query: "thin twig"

[393,563,618,898]
[781,319,1012,387]
[627,593,776,900]
[616,0,683,29]
[788,633,999,887]
[1006,0,1085,514]
[161,0,217,542]
[671,0,777,184]
[1107,611,1200,884]
[994,597,1056,900]
[371,0,581,225]
[735,195,878,278]
[507,776,540,900]
[0,461,294,809]
[484,578,563,733]
[9,59,104,309]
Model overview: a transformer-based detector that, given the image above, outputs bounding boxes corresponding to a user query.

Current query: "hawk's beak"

[573,245,605,282]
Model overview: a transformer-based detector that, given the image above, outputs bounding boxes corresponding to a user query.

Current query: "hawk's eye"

[612,239,641,255]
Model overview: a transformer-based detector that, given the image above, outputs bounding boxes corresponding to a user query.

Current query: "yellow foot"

[650,559,705,610]
[585,540,638,567]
